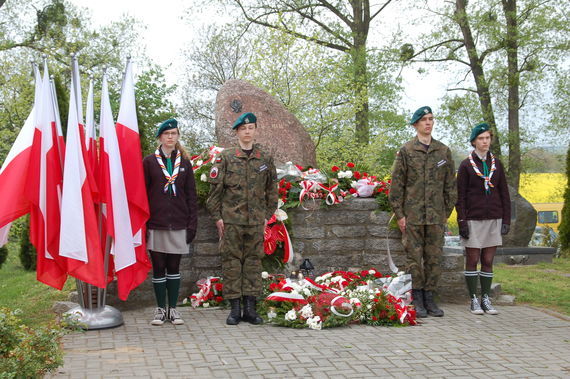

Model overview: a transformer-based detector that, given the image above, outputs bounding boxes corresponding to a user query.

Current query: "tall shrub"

[559,143,570,256]
[18,216,36,271]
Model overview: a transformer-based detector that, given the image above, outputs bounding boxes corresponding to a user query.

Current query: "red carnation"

[374,272,382,278]
[353,171,361,179]
[390,315,396,321]
[215,296,223,303]
[332,165,340,172]
[347,162,355,168]
[295,164,304,171]
[373,298,379,303]
[372,316,378,321]
[269,283,280,291]
[286,182,292,189]
[349,188,357,194]
[362,172,368,177]
[360,270,369,277]
[214,283,223,291]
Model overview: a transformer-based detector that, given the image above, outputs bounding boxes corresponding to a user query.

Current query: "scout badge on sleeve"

[210,166,219,179]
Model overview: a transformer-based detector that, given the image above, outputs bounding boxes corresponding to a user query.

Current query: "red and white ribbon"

[266,292,308,304]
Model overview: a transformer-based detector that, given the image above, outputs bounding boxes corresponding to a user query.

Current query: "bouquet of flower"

[190,146,225,203]
[258,268,416,329]
[183,276,225,308]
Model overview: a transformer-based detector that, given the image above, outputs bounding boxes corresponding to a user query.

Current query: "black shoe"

[412,289,428,318]
[226,298,241,325]
[424,290,444,317]
[242,296,263,325]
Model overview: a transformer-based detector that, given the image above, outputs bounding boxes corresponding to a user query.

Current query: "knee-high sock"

[464,271,479,297]
[480,271,493,297]
[152,277,167,309]
[166,273,181,308]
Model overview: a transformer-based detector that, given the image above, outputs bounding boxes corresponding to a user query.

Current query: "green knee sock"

[480,271,493,297]
[152,277,167,309]
[166,274,181,308]
[464,271,479,297]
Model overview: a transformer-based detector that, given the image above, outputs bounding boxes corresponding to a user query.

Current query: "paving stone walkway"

[48,304,570,378]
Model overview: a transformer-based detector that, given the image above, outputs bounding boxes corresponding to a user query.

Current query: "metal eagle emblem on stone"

[230,99,242,113]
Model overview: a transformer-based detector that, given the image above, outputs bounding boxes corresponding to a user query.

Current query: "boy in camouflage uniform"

[206,112,278,325]
[389,106,457,318]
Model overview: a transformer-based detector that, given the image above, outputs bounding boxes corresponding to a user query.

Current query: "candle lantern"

[299,259,315,278]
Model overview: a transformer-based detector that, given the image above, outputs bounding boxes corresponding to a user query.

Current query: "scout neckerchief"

[155,147,181,195]
[469,151,495,195]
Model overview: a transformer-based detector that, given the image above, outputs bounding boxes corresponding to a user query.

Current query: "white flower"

[200,173,207,182]
[369,269,376,275]
[203,302,210,308]
[367,304,372,310]
[349,298,362,307]
[278,198,284,208]
[337,170,353,179]
[300,304,313,318]
[261,271,269,279]
[303,288,311,297]
[285,309,297,321]
[331,276,343,283]
[196,160,203,166]
[267,310,277,320]
[182,298,188,305]
[369,295,374,300]
[307,316,322,330]
[350,181,358,188]
[275,208,288,221]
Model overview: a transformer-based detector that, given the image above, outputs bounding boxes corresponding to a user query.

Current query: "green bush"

[0,308,65,378]
[0,245,7,269]
[18,217,36,271]
[559,142,570,257]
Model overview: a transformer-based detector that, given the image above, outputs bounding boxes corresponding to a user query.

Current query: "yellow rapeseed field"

[447,173,566,232]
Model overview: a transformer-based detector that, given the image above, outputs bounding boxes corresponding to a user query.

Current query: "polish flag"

[0,63,44,228]
[115,59,151,299]
[26,61,67,289]
[59,74,105,288]
[85,78,99,178]
[99,70,150,300]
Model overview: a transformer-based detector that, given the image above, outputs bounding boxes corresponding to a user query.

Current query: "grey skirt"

[461,219,502,249]
[147,229,189,255]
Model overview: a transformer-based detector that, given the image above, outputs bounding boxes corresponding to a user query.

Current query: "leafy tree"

[405,0,570,190]
[224,0,397,144]
[134,65,177,156]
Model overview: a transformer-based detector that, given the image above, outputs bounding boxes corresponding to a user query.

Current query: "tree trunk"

[352,1,370,145]
[502,0,521,191]
[455,0,502,158]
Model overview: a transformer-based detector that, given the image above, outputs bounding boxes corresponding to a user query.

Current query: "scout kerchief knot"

[155,149,181,195]
[469,152,496,194]
[468,122,495,194]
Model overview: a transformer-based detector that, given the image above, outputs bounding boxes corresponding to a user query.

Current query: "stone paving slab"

[47,304,570,378]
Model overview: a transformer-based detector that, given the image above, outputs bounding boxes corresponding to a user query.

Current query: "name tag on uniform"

[437,159,447,167]
[258,164,268,172]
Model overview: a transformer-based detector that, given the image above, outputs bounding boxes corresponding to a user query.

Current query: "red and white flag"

[59,73,105,288]
[85,78,98,176]
[99,67,150,300]
[115,59,151,300]
[25,61,67,289]
[0,64,43,229]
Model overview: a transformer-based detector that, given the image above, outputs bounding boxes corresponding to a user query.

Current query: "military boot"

[411,289,428,318]
[226,298,241,325]
[242,296,263,325]
[424,290,444,317]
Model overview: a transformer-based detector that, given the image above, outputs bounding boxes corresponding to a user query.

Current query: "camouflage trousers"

[403,224,445,290]
[220,223,265,300]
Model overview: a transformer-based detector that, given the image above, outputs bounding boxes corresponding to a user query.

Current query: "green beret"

[469,122,490,142]
[409,106,432,125]
[156,119,178,137]
[232,112,257,130]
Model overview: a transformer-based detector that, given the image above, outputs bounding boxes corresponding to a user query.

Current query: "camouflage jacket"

[389,137,457,225]
[206,144,278,226]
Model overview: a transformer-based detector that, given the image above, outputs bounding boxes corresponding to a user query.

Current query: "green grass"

[494,258,570,316]
[0,242,73,326]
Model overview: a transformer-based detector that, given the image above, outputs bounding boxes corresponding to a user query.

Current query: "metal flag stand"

[63,56,123,330]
